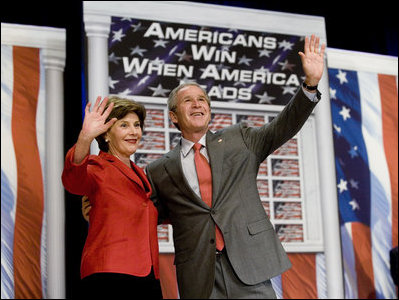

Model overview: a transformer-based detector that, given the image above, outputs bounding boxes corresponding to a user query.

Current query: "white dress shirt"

[180,134,208,198]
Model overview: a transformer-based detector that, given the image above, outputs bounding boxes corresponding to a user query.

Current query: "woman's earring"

[105,138,109,143]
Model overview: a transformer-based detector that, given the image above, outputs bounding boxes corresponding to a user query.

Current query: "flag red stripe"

[378,74,398,248]
[282,253,317,298]
[352,222,375,298]
[11,46,43,299]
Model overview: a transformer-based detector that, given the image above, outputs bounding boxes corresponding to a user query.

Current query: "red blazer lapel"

[131,161,152,197]
[99,151,151,196]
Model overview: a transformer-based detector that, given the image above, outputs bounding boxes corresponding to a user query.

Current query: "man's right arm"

[241,87,317,163]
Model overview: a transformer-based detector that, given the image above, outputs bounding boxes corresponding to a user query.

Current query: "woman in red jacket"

[62,96,162,299]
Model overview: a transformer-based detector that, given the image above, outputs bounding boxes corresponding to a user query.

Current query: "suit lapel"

[206,130,224,205]
[164,142,208,208]
[131,162,152,197]
[99,151,150,196]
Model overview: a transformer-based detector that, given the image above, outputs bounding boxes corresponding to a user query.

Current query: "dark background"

[2,1,397,297]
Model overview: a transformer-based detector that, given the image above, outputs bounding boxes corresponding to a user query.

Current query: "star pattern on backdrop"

[328,67,374,225]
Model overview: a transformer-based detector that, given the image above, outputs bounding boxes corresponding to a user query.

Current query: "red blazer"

[62,145,159,279]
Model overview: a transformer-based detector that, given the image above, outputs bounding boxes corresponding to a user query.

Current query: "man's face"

[169,85,211,137]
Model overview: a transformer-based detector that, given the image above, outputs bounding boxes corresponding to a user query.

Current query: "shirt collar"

[181,134,207,158]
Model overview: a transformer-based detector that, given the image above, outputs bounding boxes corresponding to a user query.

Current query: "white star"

[220,45,231,52]
[282,86,297,95]
[258,49,271,57]
[175,51,192,62]
[339,106,351,121]
[148,84,170,97]
[255,92,275,104]
[238,55,253,66]
[333,124,342,134]
[130,22,143,32]
[120,17,133,22]
[109,52,122,65]
[215,63,230,71]
[330,88,337,100]
[151,57,165,66]
[118,88,132,98]
[278,59,295,71]
[108,76,119,89]
[336,70,348,84]
[125,69,139,78]
[130,45,147,57]
[349,179,359,189]
[112,28,125,42]
[153,39,169,48]
[255,66,270,74]
[349,199,360,210]
[278,40,294,51]
[337,178,348,193]
[178,76,195,85]
[348,145,359,158]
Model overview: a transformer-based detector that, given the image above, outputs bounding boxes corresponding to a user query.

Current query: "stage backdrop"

[327,48,398,299]
[1,23,66,299]
[83,1,342,298]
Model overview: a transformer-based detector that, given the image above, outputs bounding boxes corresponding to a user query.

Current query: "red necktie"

[193,143,225,251]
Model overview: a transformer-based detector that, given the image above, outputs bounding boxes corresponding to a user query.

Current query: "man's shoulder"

[209,123,242,137]
[147,153,167,170]
[146,146,178,171]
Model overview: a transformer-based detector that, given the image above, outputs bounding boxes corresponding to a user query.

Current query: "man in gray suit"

[145,34,326,299]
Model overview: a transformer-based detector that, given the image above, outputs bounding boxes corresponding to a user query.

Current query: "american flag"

[1,45,47,298]
[273,180,301,198]
[272,159,299,177]
[329,67,397,298]
[140,132,166,150]
[108,16,305,105]
[272,138,298,156]
[276,224,303,242]
[209,113,232,131]
[144,109,164,128]
[256,179,269,198]
[237,114,265,127]
[274,202,302,220]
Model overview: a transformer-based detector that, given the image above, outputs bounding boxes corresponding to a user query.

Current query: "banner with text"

[108,16,305,105]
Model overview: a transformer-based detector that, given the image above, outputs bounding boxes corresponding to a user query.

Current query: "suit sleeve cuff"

[301,86,321,102]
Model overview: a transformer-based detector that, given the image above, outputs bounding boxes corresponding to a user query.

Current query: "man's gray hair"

[167,82,210,112]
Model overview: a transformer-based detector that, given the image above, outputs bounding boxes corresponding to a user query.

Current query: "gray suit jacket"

[146,88,318,299]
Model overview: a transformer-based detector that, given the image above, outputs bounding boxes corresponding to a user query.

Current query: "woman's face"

[105,112,142,159]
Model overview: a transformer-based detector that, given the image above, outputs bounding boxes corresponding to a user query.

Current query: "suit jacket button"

[210,238,215,244]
